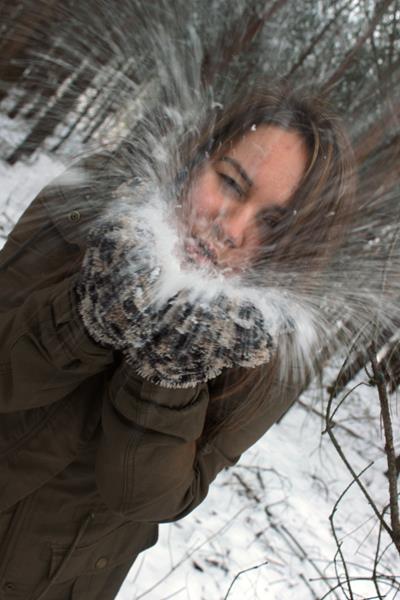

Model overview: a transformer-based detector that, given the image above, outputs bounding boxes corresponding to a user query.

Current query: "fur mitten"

[76,218,275,388]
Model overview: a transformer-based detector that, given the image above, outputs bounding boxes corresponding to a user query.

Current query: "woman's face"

[184,124,309,272]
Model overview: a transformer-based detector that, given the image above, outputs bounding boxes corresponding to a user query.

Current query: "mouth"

[184,236,218,267]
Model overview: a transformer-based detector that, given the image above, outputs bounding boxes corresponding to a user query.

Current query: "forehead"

[226,125,309,204]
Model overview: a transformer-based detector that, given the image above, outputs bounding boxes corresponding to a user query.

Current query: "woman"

[0,81,354,599]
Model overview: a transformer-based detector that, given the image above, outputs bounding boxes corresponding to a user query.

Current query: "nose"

[214,205,253,248]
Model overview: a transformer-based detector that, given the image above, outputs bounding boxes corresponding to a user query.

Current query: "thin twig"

[223,560,269,600]
[372,507,385,600]
[299,572,320,600]
[264,507,341,600]
[324,371,393,540]
[329,381,369,424]
[135,505,248,599]
[329,464,375,600]
[298,397,378,443]
[368,344,400,555]
[318,574,400,599]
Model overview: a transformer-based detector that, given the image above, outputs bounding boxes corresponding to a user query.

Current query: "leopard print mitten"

[76,218,275,388]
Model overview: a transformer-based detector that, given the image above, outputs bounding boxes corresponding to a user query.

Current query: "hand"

[76,218,162,349]
[76,218,274,388]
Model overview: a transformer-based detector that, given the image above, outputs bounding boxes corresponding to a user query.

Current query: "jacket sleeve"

[0,274,115,412]
[95,360,300,523]
[0,162,117,413]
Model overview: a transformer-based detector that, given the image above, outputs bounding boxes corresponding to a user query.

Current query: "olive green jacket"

[0,155,299,600]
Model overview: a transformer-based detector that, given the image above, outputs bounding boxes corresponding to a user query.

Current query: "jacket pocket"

[70,559,134,600]
[49,520,158,584]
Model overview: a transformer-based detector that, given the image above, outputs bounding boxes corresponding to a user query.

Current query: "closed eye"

[218,173,245,199]
[258,212,280,229]
[258,206,289,230]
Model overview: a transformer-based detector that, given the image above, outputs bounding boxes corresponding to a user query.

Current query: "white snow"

[1,151,398,600]
[0,150,65,241]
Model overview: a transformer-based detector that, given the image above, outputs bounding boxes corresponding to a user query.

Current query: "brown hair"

[185,78,356,279]
[187,79,357,440]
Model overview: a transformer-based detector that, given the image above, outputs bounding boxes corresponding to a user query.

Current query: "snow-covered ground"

[1,151,399,600]
[0,115,66,242]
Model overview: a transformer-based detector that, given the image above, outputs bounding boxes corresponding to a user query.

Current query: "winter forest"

[0,0,399,599]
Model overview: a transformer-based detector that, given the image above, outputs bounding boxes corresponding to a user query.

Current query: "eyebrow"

[220,156,253,188]
[219,156,292,217]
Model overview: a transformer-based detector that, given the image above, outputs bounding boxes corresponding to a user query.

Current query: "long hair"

[186,80,357,440]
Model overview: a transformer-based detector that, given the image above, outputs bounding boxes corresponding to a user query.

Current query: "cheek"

[240,223,266,263]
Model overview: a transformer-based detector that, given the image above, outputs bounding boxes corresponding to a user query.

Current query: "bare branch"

[368,344,400,554]
[329,464,375,600]
[223,560,269,600]
[286,1,351,79]
[324,375,393,540]
[322,0,396,93]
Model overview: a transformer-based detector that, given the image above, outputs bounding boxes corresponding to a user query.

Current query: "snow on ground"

[1,151,399,600]
[0,144,65,242]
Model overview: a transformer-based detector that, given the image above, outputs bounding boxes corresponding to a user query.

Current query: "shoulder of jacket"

[41,150,128,249]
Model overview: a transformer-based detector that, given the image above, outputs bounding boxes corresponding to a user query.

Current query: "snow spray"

[1,0,399,386]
